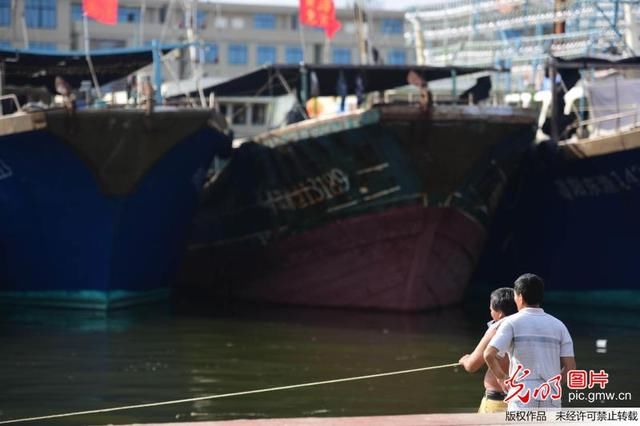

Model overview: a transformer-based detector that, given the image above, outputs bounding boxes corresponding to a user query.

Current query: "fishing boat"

[179,64,538,311]
[479,56,640,308]
[0,46,231,309]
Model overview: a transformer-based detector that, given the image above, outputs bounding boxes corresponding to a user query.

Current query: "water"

[0,300,639,425]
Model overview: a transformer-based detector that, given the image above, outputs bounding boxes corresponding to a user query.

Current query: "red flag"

[83,0,118,26]
[300,0,341,39]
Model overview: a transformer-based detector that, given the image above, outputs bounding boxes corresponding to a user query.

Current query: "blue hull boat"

[479,130,640,308]
[0,108,230,309]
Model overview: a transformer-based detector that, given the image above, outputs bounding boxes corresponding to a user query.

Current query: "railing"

[570,108,640,138]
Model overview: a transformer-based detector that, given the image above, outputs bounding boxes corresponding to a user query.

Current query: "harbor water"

[1,297,639,425]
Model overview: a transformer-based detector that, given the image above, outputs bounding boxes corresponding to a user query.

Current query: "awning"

[0,45,180,92]
[555,56,640,90]
[190,64,497,98]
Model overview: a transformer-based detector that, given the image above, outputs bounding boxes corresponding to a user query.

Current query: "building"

[406,0,640,92]
[0,0,412,82]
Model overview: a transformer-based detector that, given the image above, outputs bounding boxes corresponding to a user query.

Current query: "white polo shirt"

[489,307,574,408]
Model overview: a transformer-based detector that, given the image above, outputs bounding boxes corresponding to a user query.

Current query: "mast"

[623,2,639,54]
[20,2,28,49]
[139,0,147,45]
[354,0,368,65]
[409,16,425,65]
[183,0,206,106]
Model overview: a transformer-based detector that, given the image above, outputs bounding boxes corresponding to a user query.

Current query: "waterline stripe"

[0,362,460,424]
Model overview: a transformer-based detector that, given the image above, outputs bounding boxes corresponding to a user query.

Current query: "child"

[458,287,517,413]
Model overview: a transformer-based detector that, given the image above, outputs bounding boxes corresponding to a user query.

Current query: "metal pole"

[550,57,559,143]
[83,14,102,99]
[297,13,307,62]
[300,64,308,109]
[409,18,425,65]
[152,39,163,105]
[139,0,146,45]
[451,69,457,98]
[0,62,4,113]
[20,9,28,49]
[10,0,17,47]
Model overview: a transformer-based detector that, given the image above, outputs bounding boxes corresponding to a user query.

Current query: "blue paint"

[0,124,229,309]
[477,141,640,306]
[0,43,186,56]
[152,40,163,106]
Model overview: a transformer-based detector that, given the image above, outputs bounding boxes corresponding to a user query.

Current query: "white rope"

[0,362,460,424]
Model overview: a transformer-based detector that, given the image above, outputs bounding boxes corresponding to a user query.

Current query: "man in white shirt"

[484,273,576,410]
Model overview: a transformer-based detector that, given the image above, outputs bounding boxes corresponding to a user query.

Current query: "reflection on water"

[0,300,639,425]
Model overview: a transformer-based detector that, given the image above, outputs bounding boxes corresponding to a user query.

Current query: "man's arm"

[560,356,576,384]
[459,327,497,373]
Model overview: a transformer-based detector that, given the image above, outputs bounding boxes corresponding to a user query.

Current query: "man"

[483,273,576,410]
[459,287,517,413]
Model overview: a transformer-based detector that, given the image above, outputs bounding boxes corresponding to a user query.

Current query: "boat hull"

[182,105,537,311]
[184,205,484,311]
[0,109,230,309]
[478,128,640,307]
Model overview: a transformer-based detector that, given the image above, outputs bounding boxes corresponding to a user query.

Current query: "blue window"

[118,6,140,23]
[0,0,11,26]
[387,49,406,65]
[71,3,83,22]
[204,43,218,63]
[502,29,522,39]
[29,41,56,50]
[332,47,351,64]
[254,13,275,29]
[0,40,11,48]
[257,45,276,65]
[197,10,207,28]
[25,0,56,29]
[285,46,303,64]
[381,18,403,34]
[228,44,247,65]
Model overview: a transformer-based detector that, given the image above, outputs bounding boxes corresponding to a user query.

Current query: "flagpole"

[298,18,307,63]
[139,0,147,45]
[297,0,307,63]
[20,6,28,49]
[83,13,103,99]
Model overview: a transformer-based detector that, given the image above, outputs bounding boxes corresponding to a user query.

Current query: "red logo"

[567,370,588,389]
[566,369,609,390]
[504,364,562,403]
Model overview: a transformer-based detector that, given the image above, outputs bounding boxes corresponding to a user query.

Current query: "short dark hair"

[490,287,517,316]
[514,273,545,305]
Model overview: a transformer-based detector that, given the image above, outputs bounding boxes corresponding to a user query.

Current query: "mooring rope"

[0,362,460,424]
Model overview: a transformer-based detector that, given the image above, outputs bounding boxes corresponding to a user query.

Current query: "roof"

[194,64,496,98]
[555,56,640,89]
[0,45,179,92]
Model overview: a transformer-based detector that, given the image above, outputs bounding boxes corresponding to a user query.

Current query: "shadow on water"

[0,293,639,425]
